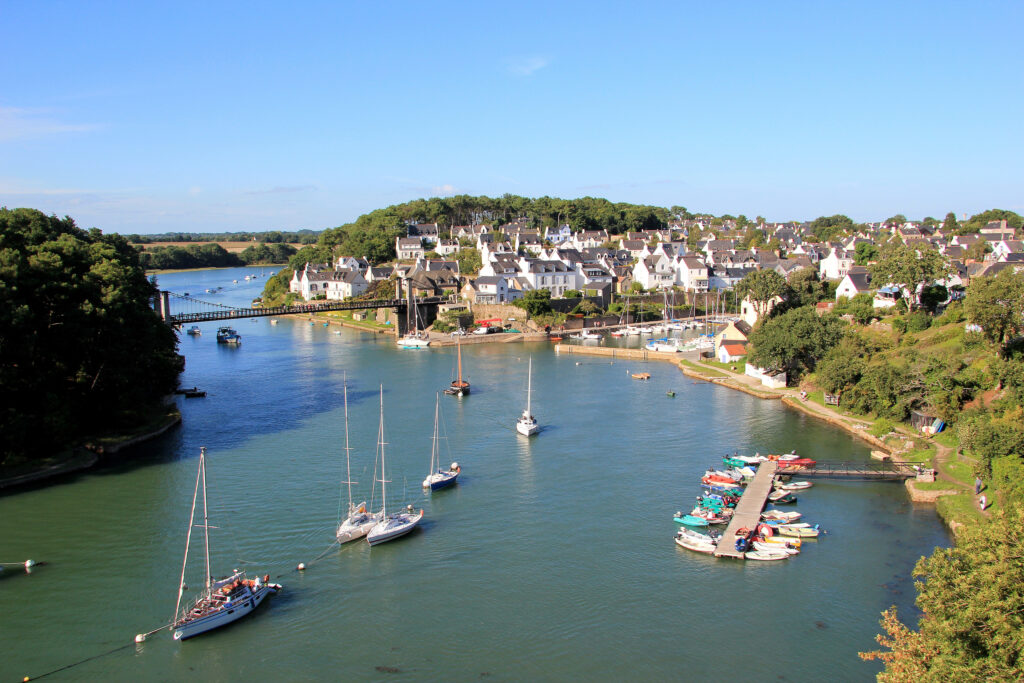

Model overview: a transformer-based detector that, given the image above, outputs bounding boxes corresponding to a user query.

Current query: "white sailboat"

[515,357,540,436]
[336,382,383,544]
[366,386,424,545]
[171,447,281,641]
[396,294,430,348]
[422,393,460,491]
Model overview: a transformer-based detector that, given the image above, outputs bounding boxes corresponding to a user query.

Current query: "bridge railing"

[780,460,926,480]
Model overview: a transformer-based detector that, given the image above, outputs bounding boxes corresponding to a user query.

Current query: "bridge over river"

[156,290,455,328]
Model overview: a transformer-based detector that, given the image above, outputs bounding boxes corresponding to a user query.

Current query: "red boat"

[776,458,816,468]
[701,475,740,487]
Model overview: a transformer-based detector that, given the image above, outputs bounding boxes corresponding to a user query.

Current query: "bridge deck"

[165,295,452,325]
[714,461,777,559]
[780,463,921,480]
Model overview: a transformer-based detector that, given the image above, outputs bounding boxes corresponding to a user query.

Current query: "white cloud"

[189,186,202,195]
[0,106,99,142]
[506,56,550,77]
[432,184,456,195]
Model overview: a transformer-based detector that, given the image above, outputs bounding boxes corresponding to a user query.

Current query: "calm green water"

[0,268,948,681]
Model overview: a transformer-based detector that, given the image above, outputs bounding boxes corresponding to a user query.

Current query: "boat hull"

[423,469,459,490]
[673,515,710,527]
[336,505,383,544]
[674,536,716,554]
[396,336,430,348]
[367,510,424,546]
[516,418,539,436]
[173,584,279,640]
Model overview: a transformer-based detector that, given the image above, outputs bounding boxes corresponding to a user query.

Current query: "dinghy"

[777,480,813,491]
[745,549,790,561]
[753,540,799,555]
[776,524,820,538]
[673,512,710,527]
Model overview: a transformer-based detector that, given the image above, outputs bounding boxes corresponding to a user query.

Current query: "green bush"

[870,417,895,437]
[891,317,907,334]
[907,310,932,332]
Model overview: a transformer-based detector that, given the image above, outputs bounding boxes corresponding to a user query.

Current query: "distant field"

[133,241,304,253]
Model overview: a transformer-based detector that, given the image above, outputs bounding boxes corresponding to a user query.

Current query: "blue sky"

[2,1,1021,233]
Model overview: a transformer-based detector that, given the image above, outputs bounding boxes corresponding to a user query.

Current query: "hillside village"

[286,215,1022,318]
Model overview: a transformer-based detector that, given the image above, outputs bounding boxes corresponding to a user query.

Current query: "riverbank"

[0,405,182,491]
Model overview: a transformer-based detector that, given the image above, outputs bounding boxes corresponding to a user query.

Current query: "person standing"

[975,477,983,494]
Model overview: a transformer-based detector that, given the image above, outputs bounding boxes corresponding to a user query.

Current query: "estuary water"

[0,267,949,681]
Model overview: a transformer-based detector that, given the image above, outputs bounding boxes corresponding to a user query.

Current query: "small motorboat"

[761,510,802,523]
[776,524,820,538]
[631,372,651,380]
[776,480,813,491]
[216,327,241,344]
[745,549,790,561]
[673,512,709,527]
[674,534,716,554]
[753,540,798,555]
[186,326,201,335]
[666,391,675,398]
[768,490,797,504]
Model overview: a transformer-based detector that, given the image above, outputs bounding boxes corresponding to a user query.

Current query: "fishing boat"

[422,393,460,491]
[744,549,790,561]
[444,333,470,396]
[170,447,281,640]
[515,358,540,436]
[366,387,424,546]
[186,326,201,336]
[216,327,241,344]
[575,329,601,340]
[336,382,383,544]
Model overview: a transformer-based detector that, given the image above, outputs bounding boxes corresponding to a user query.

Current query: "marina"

[714,461,779,559]
[0,267,952,681]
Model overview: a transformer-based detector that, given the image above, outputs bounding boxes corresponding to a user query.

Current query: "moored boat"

[186,326,201,335]
[515,357,540,436]
[744,549,790,561]
[366,386,424,546]
[422,393,460,491]
[170,448,280,640]
[673,512,710,527]
[216,327,241,344]
[776,524,820,538]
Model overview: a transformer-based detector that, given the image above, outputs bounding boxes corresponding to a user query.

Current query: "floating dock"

[713,461,778,559]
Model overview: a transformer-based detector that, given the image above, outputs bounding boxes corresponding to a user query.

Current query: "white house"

[468,275,520,304]
[632,255,674,290]
[835,268,872,300]
[717,341,747,364]
[740,294,783,327]
[745,363,787,389]
[396,237,425,260]
[435,239,460,256]
[544,224,573,244]
[819,248,854,280]
[515,258,580,297]
[676,256,710,292]
[323,269,369,300]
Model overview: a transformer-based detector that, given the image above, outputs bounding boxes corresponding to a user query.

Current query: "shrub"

[891,318,907,334]
[907,310,931,332]
[870,417,895,437]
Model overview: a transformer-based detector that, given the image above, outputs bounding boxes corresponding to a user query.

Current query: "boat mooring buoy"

[297,562,306,571]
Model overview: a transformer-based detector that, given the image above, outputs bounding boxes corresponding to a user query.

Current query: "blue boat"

[673,513,710,527]
[216,327,241,344]
[422,394,461,492]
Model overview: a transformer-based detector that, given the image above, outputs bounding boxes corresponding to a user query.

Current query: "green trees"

[746,307,845,378]
[513,289,553,317]
[965,270,1024,344]
[870,243,952,310]
[854,241,878,265]
[862,503,1024,681]
[455,248,482,275]
[0,208,183,466]
[943,212,959,234]
[786,267,828,308]
[809,214,854,242]
[736,269,788,321]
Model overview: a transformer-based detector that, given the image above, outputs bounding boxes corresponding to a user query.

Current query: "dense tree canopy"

[747,307,845,378]
[736,269,788,321]
[0,208,183,466]
[870,243,952,310]
[809,214,854,242]
[965,269,1024,344]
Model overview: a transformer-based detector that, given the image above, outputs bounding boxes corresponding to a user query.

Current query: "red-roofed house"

[717,341,747,363]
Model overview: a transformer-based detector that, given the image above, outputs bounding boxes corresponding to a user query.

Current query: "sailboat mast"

[456,335,463,384]
[526,357,533,414]
[432,393,440,471]
[174,448,204,623]
[201,449,211,592]
[344,381,353,510]
[378,385,387,515]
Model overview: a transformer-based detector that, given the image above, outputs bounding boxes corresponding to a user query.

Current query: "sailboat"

[515,357,540,436]
[422,393,460,490]
[396,294,430,348]
[366,386,424,546]
[444,333,470,396]
[336,382,384,544]
[171,447,281,641]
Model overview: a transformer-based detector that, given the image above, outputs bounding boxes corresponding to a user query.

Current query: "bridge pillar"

[159,291,171,321]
